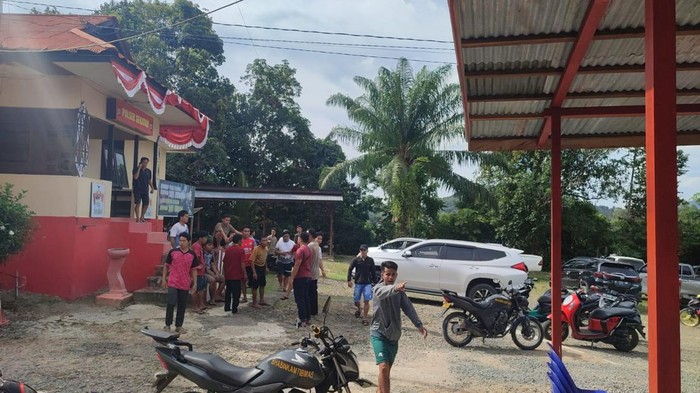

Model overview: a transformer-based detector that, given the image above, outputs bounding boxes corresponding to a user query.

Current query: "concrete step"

[147,275,163,289]
[128,221,154,233]
[146,232,167,243]
[154,264,165,277]
[133,287,169,305]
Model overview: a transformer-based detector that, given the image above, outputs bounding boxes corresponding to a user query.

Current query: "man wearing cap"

[347,244,378,325]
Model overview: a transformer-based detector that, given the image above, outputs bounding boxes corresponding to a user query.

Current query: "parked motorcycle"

[680,294,700,327]
[142,297,374,392]
[542,286,639,341]
[441,280,544,350]
[0,369,38,393]
[546,290,646,352]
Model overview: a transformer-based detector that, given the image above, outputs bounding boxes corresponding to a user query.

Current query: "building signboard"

[157,180,195,217]
[106,98,153,136]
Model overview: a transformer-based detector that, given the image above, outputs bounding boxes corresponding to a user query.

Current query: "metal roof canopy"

[194,186,344,203]
[449,1,686,393]
[194,186,343,256]
[450,0,700,151]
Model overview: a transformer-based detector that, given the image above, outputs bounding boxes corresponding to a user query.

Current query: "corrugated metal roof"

[0,14,116,53]
[450,0,700,150]
[472,119,543,139]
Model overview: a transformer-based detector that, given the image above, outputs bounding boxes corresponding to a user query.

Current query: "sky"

[4,0,700,205]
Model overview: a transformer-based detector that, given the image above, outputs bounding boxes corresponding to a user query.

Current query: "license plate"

[442,302,453,308]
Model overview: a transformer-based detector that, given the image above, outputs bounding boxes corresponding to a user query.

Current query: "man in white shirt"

[307,229,326,316]
[168,210,190,248]
[274,230,295,292]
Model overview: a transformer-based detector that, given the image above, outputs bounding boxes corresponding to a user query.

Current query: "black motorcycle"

[0,369,38,393]
[441,280,544,350]
[142,297,374,392]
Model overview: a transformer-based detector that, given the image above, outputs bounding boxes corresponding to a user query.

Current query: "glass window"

[680,265,692,276]
[412,244,442,259]
[599,263,637,276]
[405,241,421,248]
[444,246,475,261]
[382,241,402,249]
[475,248,506,261]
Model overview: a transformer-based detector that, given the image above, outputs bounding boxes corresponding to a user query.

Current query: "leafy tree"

[480,150,623,267]
[609,148,689,258]
[0,184,34,264]
[433,208,496,242]
[679,193,700,264]
[321,58,498,236]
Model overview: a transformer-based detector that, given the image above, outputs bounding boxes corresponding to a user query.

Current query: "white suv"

[371,239,528,300]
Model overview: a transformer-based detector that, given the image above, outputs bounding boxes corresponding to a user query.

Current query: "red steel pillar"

[645,0,679,392]
[550,111,563,357]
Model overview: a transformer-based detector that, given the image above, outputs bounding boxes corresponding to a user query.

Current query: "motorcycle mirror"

[322,296,332,326]
[322,296,332,315]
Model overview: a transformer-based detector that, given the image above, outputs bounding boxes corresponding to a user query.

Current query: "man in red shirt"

[161,232,198,333]
[285,232,313,327]
[240,226,256,304]
[191,231,208,313]
[223,234,247,314]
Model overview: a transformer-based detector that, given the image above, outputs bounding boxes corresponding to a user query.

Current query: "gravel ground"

[1,276,700,393]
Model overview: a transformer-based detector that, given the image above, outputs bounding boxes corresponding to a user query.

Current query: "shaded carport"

[448,0,699,391]
[194,186,343,256]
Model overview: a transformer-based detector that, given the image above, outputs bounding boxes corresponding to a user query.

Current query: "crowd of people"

[134,160,426,392]
[160,211,427,392]
[162,212,329,331]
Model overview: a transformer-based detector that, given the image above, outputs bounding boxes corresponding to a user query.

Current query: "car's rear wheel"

[467,283,497,302]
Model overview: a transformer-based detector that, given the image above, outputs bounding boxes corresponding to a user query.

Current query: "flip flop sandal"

[259,302,270,306]
[250,304,262,309]
[280,296,289,300]
[240,298,248,303]
[362,319,369,326]
[355,310,361,318]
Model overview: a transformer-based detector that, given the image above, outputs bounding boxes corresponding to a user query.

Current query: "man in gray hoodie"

[371,260,428,393]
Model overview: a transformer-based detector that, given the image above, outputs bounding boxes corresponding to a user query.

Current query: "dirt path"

[1,278,700,392]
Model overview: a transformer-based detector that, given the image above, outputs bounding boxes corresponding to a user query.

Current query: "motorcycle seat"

[454,295,495,309]
[183,351,262,387]
[590,307,637,320]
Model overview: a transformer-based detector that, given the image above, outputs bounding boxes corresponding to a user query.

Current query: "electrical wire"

[0,0,247,53]
[3,0,453,44]
[224,41,452,65]
[87,24,453,52]
[236,4,259,58]
[212,21,453,43]
[2,0,93,12]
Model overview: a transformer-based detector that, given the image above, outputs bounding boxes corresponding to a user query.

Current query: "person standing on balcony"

[132,157,155,223]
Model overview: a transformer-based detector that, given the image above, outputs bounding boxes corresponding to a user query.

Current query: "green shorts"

[370,335,399,365]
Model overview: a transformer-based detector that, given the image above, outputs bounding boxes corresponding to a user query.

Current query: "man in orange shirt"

[240,226,256,304]
[249,237,270,308]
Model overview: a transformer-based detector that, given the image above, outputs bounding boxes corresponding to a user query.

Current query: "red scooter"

[547,290,646,352]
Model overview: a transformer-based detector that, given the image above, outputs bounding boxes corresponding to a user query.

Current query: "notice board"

[157,180,195,217]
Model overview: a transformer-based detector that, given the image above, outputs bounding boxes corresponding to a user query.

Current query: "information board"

[157,180,195,217]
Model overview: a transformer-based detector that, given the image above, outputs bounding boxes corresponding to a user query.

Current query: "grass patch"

[323,255,355,282]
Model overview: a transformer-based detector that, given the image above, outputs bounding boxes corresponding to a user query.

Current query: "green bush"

[0,183,34,263]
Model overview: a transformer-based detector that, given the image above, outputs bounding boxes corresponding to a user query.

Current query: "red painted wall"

[0,216,167,299]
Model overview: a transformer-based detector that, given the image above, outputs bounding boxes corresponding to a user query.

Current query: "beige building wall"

[0,174,112,218]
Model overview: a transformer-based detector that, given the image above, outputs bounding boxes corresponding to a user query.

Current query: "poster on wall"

[157,180,195,217]
[90,182,106,217]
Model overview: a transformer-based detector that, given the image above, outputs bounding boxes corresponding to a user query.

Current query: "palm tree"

[321,58,497,235]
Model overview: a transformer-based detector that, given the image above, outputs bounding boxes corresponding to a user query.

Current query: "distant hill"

[441,195,459,213]
[595,205,615,219]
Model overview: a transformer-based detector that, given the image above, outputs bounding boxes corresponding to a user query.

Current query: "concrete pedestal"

[96,248,134,307]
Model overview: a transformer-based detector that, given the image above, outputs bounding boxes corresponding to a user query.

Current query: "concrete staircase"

[133,253,170,305]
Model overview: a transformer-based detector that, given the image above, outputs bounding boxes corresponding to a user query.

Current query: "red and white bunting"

[110,60,210,149]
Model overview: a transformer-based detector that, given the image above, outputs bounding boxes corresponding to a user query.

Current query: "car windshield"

[599,262,638,276]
